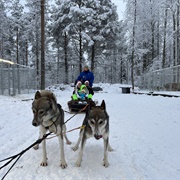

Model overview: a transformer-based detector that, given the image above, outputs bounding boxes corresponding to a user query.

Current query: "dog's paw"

[66,140,72,145]
[72,146,78,151]
[108,146,114,152]
[33,144,39,150]
[60,161,67,169]
[40,161,48,166]
[102,160,109,168]
[75,160,81,167]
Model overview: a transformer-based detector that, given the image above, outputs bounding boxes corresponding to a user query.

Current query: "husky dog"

[72,100,113,167]
[32,90,71,168]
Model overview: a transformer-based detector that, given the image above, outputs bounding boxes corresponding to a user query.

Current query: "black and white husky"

[72,100,113,167]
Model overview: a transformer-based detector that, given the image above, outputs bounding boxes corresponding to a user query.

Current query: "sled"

[67,99,97,113]
[92,86,103,92]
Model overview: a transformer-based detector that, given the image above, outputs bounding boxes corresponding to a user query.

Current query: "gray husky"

[72,100,113,167]
[32,90,71,168]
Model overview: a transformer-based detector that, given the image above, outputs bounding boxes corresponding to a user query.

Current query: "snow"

[1,83,180,179]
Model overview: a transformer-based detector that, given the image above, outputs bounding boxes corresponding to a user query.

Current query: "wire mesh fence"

[137,65,180,91]
[0,62,36,95]
[1,58,180,95]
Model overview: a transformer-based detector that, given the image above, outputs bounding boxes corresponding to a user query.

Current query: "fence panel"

[0,62,36,95]
[139,65,180,91]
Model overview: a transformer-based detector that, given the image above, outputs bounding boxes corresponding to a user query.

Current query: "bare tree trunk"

[25,40,28,66]
[57,46,60,84]
[79,25,82,73]
[162,8,168,68]
[142,27,147,73]
[131,0,137,91]
[16,27,20,94]
[150,1,155,63]
[64,32,68,84]
[177,0,180,83]
[35,11,40,89]
[0,31,4,58]
[156,9,160,62]
[91,42,95,72]
[40,0,45,90]
[77,0,83,73]
[120,58,123,84]
[36,33,40,89]
[173,13,177,66]
[177,1,180,65]
[113,49,117,83]
[16,27,19,64]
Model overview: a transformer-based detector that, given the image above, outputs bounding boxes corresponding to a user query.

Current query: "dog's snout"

[32,122,38,126]
[32,122,37,126]
[94,134,102,140]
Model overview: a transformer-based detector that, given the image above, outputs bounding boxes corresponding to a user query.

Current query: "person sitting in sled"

[72,81,92,100]
[75,65,94,95]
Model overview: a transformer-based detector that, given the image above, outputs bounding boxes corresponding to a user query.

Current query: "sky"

[111,0,126,20]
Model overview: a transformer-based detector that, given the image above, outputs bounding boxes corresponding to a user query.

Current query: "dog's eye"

[99,121,103,125]
[90,120,95,124]
[39,110,44,115]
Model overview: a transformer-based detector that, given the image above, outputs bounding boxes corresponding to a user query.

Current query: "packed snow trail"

[0,84,180,179]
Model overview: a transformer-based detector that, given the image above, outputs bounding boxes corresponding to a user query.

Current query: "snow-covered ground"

[0,83,180,180]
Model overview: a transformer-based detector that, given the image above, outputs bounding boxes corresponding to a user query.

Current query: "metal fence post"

[17,66,20,94]
[12,65,16,96]
[0,63,4,95]
[8,64,11,95]
[170,68,172,91]
[27,68,30,94]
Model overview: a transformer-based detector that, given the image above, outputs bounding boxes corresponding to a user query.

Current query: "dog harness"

[43,104,62,133]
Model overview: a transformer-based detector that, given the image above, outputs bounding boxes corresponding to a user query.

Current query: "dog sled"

[67,99,98,113]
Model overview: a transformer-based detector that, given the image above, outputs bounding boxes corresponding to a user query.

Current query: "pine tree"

[10,0,24,64]
[0,1,14,60]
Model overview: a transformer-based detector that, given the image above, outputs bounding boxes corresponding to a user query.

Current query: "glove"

[72,94,78,100]
[88,94,93,99]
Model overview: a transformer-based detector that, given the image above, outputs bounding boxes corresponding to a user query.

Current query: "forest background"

[0,0,180,90]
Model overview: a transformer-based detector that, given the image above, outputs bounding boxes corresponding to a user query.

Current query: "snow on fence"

[138,65,180,91]
[0,61,36,95]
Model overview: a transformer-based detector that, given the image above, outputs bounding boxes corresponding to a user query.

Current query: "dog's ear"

[49,93,57,111]
[89,100,96,110]
[35,91,41,99]
[51,93,57,103]
[100,100,106,110]
[49,98,57,112]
